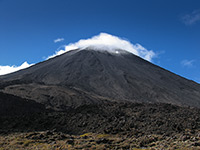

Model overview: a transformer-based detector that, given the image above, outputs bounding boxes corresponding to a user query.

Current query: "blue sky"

[0,0,200,82]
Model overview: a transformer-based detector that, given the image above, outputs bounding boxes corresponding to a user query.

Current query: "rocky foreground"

[0,130,200,150]
[0,100,200,149]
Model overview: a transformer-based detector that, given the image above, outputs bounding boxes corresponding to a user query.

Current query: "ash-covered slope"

[0,92,45,116]
[1,48,200,109]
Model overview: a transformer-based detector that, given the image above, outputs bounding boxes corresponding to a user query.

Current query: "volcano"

[1,48,200,149]
[1,48,200,110]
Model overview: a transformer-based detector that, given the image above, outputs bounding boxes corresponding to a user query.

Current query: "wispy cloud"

[0,62,33,75]
[49,33,156,62]
[54,38,64,43]
[181,10,200,25]
[181,59,195,67]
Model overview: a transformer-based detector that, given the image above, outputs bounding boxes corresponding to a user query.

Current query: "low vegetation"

[0,130,200,149]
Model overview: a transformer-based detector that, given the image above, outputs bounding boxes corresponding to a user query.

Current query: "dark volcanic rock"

[0,92,46,116]
[0,102,200,136]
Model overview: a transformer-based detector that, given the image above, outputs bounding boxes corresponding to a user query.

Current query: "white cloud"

[182,10,200,25]
[181,59,195,67]
[49,33,156,61]
[0,61,33,75]
[0,33,156,75]
[54,38,64,43]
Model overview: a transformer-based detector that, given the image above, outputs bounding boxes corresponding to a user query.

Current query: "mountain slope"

[1,48,200,109]
[0,92,45,116]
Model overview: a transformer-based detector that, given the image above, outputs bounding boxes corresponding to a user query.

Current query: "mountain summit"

[1,48,200,110]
